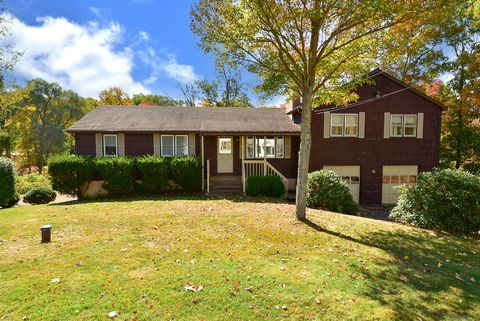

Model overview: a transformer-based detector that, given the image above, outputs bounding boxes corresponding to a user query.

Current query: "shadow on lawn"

[48,194,290,206]
[302,218,480,320]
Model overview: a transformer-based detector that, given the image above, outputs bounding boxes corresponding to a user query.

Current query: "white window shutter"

[417,113,424,139]
[118,133,125,156]
[95,133,103,157]
[384,112,390,138]
[285,136,291,159]
[323,112,330,138]
[359,112,365,138]
[153,133,160,155]
[188,133,196,155]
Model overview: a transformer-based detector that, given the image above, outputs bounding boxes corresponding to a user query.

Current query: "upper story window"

[246,136,284,159]
[161,134,189,156]
[103,134,117,157]
[391,114,417,137]
[331,114,358,137]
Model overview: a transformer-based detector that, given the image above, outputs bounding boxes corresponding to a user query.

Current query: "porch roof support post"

[201,135,205,192]
[263,135,267,176]
[241,136,246,195]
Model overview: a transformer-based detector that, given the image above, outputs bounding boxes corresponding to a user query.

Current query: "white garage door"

[323,166,360,203]
[382,165,418,204]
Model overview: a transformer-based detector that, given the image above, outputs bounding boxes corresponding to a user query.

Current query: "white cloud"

[6,14,149,97]
[138,47,199,85]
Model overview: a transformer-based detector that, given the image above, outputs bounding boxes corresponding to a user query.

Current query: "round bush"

[0,157,19,208]
[48,154,95,198]
[96,157,136,196]
[23,187,57,205]
[306,170,357,215]
[390,169,480,234]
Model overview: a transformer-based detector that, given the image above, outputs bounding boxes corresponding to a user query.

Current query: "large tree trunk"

[295,91,313,220]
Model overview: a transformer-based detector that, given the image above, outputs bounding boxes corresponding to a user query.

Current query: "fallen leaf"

[50,278,61,283]
[455,273,464,281]
[185,284,203,292]
[108,311,118,319]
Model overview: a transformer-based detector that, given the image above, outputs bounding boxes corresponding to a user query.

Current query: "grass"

[0,196,479,321]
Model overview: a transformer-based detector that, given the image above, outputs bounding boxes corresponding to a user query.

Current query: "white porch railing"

[242,159,288,194]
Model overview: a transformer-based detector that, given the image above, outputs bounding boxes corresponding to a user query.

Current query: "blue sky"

[6,0,275,104]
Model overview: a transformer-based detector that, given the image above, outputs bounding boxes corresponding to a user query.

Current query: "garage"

[323,165,360,203]
[382,165,418,204]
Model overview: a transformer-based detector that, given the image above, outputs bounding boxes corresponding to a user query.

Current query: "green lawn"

[0,197,479,320]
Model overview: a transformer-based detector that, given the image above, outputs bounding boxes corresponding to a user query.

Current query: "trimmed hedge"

[306,170,357,215]
[48,154,95,198]
[96,157,136,196]
[390,169,480,234]
[0,157,19,208]
[23,187,56,205]
[48,155,203,198]
[169,156,202,191]
[246,176,285,197]
[136,155,169,193]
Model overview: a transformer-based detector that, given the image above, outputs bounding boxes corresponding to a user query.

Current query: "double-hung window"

[161,135,174,156]
[246,136,255,158]
[275,136,285,158]
[175,135,189,156]
[391,114,417,137]
[331,114,358,137]
[103,134,118,157]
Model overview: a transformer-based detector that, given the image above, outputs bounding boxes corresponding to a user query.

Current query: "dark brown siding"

[268,136,300,178]
[309,73,442,204]
[125,133,154,156]
[75,133,96,156]
[204,136,217,176]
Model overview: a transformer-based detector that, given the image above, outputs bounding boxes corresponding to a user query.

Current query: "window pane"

[391,125,403,136]
[391,176,399,184]
[391,115,403,125]
[104,136,116,146]
[218,138,232,154]
[404,126,416,136]
[105,146,116,156]
[161,136,174,156]
[331,114,344,126]
[246,137,254,158]
[276,137,284,158]
[351,176,360,184]
[382,176,390,184]
[331,114,344,136]
[400,175,409,184]
[265,137,275,158]
[176,135,188,156]
[255,137,264,158]
[409,176,417,183]
[404,115,417,125]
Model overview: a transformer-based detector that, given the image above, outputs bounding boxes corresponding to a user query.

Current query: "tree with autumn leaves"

[191,0,454,220]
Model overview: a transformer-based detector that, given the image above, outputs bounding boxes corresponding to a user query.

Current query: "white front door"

[217,137,233,173]
[323,165,361,203]
[382,165,418,204]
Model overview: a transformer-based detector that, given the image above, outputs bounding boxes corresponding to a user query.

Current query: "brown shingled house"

[68,69,443,205]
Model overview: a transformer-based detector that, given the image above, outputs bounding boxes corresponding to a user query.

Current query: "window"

[219,137,232,154]
[103,134,117,157]
[255,136,275,158]
[175,135,189,156]
[246,136,255,158]
[391,114,417,137]
[276,136,284,158]
[404,115,417,137]
[331,114,344,136]
[331,114,358,137]
[161,135,174,156]
[345,114,358,137]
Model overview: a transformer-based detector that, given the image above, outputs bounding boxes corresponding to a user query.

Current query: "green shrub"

[306,170,357,215]
[0,157,18,208]
[16,173,51,194]
[96,157,136,196]
[48,154,95,198]
[390,169,480,234]
[169,156,202,191]
[136,155,169,193]
[23,187,56,205]
[246,176,285,197]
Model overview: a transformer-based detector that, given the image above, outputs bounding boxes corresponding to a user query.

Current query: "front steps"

[209,176,243,195]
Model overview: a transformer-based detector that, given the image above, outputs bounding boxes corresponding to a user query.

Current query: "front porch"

[199,134,299,196]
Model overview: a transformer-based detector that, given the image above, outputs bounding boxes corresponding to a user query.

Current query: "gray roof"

[68,105,301,134]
